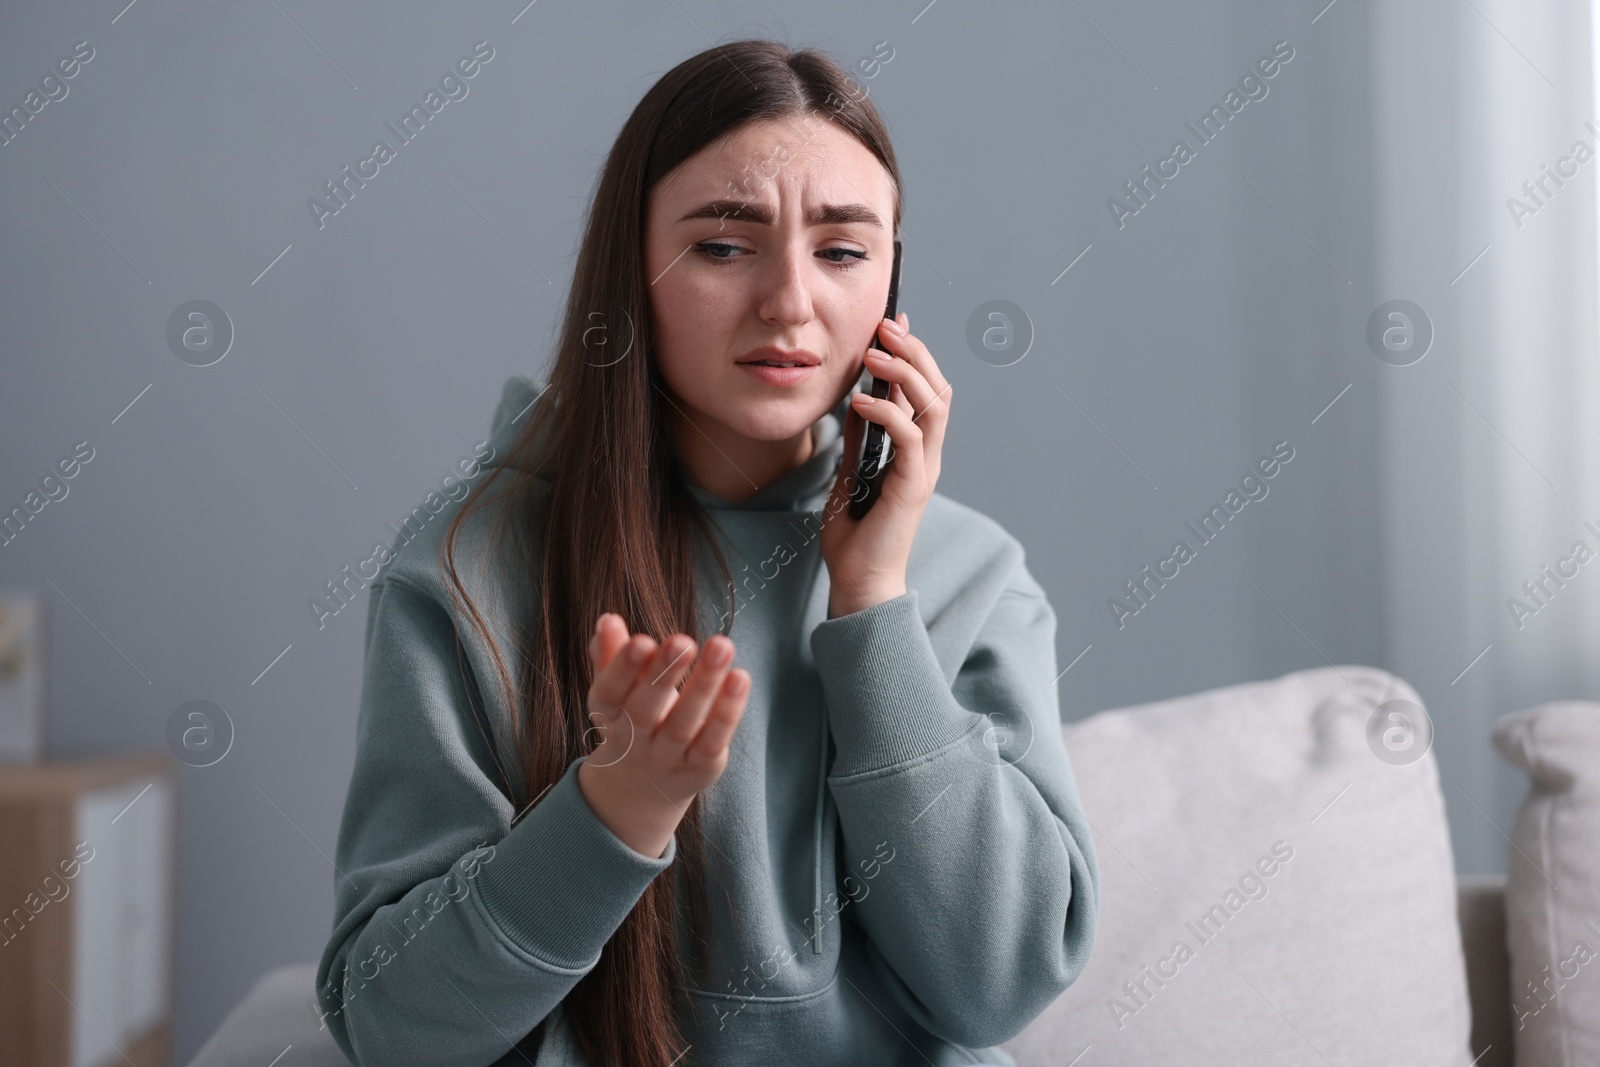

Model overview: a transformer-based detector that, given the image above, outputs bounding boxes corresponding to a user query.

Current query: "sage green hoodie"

[315,375,1099,1066]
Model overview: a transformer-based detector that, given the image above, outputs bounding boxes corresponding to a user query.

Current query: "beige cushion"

[1004,665,1474,1065]
[1492,701,1600,1067]
[188,964,349,1067]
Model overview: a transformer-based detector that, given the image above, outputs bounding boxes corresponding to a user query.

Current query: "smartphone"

[848,237,903,519]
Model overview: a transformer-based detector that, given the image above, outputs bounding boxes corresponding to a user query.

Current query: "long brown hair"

[438,38,901,1067]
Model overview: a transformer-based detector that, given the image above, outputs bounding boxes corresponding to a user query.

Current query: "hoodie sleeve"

[315,575,677,1067]
[808,552,1100,1050]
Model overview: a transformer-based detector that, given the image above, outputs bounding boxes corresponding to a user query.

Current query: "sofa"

[189,666,1599,1067]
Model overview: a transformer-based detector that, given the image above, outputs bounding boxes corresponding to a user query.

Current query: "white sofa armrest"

[187,964,349,1067]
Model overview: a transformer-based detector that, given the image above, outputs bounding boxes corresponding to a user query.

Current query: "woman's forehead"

[656,121,892,216]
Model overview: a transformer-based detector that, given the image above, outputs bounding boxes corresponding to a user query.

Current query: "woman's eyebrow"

[677,199,884,228]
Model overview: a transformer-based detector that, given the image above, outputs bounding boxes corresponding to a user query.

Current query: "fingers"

[865,318,952,428]
[826,392,870,515]
[858,318,950,488]
[889,381,913,420]
[589,612,631,674]
[685,668,750,764]
[585,619,748,768]
[588,625,660,725]
[623,634,698,731]
[848,387,926,490]
[653,634,734,746]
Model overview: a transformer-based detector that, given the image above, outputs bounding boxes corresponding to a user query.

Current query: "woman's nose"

[759,249,815,325]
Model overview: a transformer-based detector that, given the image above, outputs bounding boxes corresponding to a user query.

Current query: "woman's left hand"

[819,311,953,618]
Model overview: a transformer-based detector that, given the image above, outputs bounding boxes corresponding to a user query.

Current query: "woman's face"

[644,115,899,450]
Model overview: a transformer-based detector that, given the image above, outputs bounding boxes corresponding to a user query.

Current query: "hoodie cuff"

[810,589,980,778]
[473,755,676,970]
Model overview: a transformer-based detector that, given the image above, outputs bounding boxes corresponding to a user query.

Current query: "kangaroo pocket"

[668,663,839,1003]
[674,926,957,1067]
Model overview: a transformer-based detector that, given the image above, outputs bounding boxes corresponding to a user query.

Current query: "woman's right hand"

[575,612,750,858]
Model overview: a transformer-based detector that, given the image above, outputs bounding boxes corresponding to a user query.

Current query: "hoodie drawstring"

[801,537,831,955]
[811,697,828,953]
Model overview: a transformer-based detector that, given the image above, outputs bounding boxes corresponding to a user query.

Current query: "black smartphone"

[848,237,903,519]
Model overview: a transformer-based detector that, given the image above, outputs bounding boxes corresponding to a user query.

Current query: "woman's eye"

[693,243,867,268]
[820,247,867,268]
[695,241,744,264]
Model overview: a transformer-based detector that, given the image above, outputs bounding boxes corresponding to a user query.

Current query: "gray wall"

[0,0,1546,1060]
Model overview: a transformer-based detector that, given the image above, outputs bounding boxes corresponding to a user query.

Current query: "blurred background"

[1,0,1596,1061]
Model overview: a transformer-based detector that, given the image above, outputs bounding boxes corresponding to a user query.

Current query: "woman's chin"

[716,405,827,443]
[715,384,835,435]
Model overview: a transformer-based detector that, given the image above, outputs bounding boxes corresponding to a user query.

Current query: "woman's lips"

[737,362,819,386]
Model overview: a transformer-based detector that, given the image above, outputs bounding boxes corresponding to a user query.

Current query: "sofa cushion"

[1002,665,1475,1066]
[188,964,349,1067]
[1492,700,1600,1067]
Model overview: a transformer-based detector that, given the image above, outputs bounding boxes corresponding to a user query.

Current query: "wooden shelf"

[0,752,176,1067]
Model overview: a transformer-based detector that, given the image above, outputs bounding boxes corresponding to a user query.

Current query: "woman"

[315,38,1098,1067]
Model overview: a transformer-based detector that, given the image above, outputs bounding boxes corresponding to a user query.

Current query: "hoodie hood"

[682,400,847,514]
[482,374,849,953]
[484,374,851,513]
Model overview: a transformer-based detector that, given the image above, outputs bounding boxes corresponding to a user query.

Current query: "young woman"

[315,38,1099,1067]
